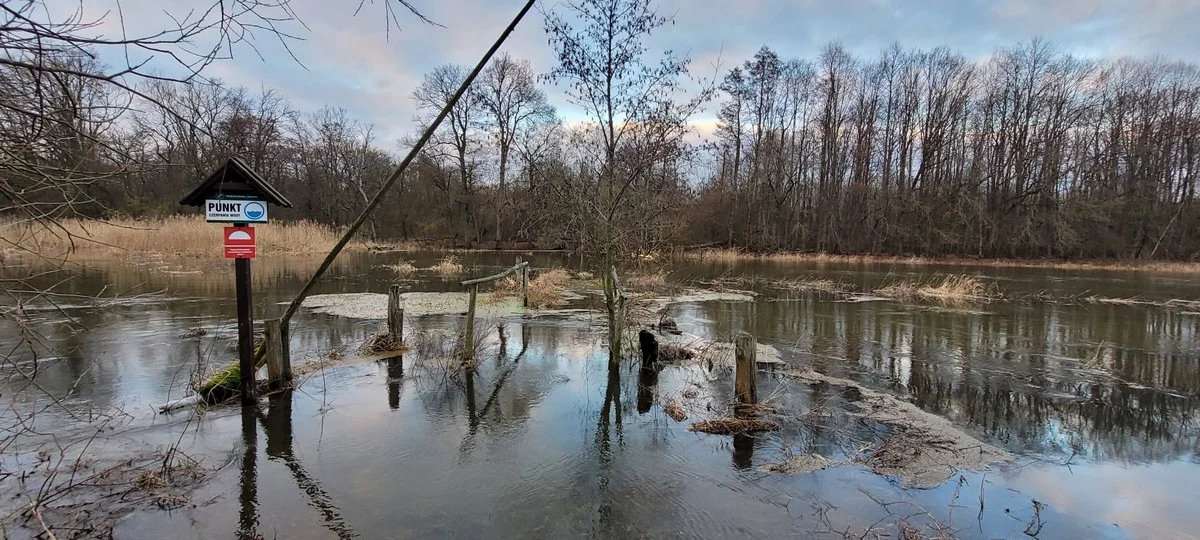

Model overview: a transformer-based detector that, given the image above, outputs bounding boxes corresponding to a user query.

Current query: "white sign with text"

[205,199,268,223]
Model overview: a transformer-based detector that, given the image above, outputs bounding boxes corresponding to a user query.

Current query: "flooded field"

[3,251,1199,538]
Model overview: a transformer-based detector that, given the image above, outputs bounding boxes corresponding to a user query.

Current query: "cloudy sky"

[74,0,1200,146]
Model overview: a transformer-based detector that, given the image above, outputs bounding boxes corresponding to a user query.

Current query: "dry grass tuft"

[688,417,780,435]
[781,277,849,293]
[360,330,407,354]
[487,268,572,308]
[876,275,991,303]
[659,344,695,362]
[627,271,669,291]
[489,275,522,298]
[1,215,361,258]
[663,400,688,422]
[388,260,418,277]
[433,255,465,277]
[528,268,571,308]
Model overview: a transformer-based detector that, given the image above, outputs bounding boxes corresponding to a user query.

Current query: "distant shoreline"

[5,217,1198,273]
[677,249,1200,273]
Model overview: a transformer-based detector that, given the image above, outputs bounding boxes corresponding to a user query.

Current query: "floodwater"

[2,251,1199,538]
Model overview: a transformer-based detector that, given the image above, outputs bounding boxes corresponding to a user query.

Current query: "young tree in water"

[544,0,712,365]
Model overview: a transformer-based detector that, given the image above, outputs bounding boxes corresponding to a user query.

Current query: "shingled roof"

[179,157,293,208]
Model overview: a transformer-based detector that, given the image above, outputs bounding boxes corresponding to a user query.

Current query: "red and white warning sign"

[224,226,256,259]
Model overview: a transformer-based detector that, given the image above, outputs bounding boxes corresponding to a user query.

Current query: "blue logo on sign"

[244,202,266,220]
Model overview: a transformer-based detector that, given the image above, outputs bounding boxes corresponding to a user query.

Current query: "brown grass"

[1,215,361,258]
[360,330,407,354]
[388,260,418,277]
[780,277,849,293]
[528,268,571,308]
[663,400,688,422]
[627,271,669,291]
[485,274,522,305]
[432,255,465,277]
[688,417,780,435]
[876,275,992,303]
[487,268,572,308]
[682,249,1200,274]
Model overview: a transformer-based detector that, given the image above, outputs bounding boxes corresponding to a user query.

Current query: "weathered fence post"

[735,332,758,407]
[464,284,478,360]
[638,329,659,368]
[264,318,291,389]
[387,284,403,340]
[519,257,529,308]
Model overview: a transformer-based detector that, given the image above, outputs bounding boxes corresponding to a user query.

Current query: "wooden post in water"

[464,284,478,360]
[235,256,256,403]
[735,332,758,407]
[638,329,659,368]
[264,318,291,388]
[520,257,529,308]
[387,285,403,340]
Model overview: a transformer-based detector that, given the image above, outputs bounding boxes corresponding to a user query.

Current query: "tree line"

[696,40,1199,260]
[3,11,1197,260]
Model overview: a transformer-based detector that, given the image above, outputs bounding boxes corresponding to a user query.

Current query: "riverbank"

[680,248,1200,273]
[1,216,370,259]
[8,217,1198,273]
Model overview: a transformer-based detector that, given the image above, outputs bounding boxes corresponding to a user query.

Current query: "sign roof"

[179,157,293,208]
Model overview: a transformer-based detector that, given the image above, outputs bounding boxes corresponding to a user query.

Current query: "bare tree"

[544,0,712,365]
[412,64,486,244]
[479,53,554,243]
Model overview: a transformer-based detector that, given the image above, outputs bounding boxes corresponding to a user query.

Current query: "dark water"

[3,252,1199,538]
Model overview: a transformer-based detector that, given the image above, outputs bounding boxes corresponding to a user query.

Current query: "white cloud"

[65,0,1200,152]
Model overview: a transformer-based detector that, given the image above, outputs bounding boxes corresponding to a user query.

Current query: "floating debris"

[360,331,405,354]
[688,417,780,435]
[663,399,688,422]
[760,454,837,475]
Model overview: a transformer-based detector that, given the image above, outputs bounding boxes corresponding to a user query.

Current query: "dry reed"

[388,260,418,277]
[1,215,362,258]
[682,249,1200,274]
[527,268,571,308]
[876,275,992,303]
[780,277,849,293]
[432,255,465,277]
[627,271,669,291]
[663,400,688,422]
[360,330,407,354]
[688,417,780,435]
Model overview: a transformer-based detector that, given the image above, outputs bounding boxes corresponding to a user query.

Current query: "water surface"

[3,251,1198,538]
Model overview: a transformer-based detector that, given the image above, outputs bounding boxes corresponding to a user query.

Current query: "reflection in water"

[636,365,658,414]
[386,356,403,410]
[237,405,258,539]
[5,252,1200,537]
[260,390,356,539]
[142,312,1200,538]
[682,294,1200,462]
[732,434,755,470]
[597,363,623,460]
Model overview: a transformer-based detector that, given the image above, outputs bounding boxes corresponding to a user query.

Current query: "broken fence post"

[735,332,758,407]
[639,329,659,368]
[265,318,291,388]
[387,284,403,340]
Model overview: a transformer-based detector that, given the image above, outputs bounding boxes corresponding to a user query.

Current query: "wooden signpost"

[180,157,293,403]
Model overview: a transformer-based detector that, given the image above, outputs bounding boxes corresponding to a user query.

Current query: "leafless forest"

[3,4,1198,261]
